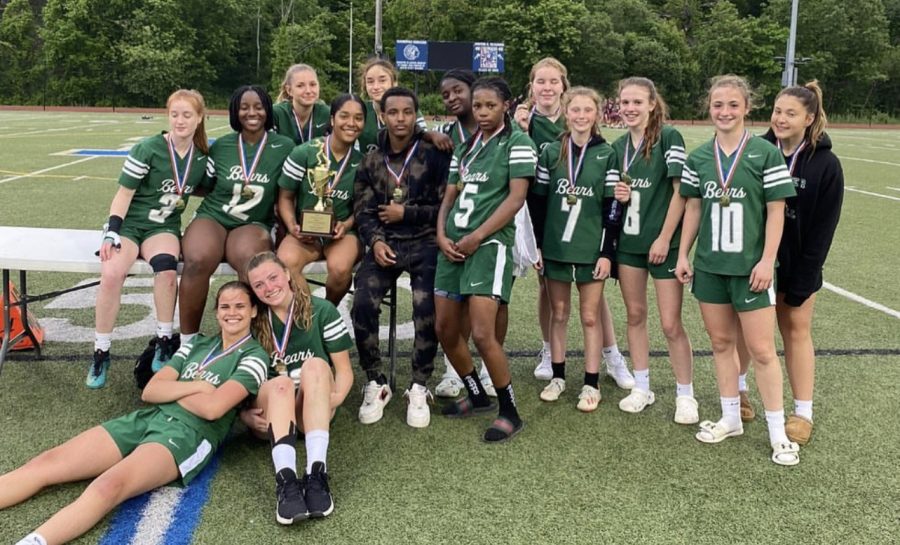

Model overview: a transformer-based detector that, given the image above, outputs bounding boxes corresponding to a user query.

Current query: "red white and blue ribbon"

[384,139,420,191]
[166,134,194,196]
[777,139,807,177]
[567,138,588,193]
[238,132,268,190]
[196,333,253,378]
[714,130,751,195]
[327,135,353,194]
[268,297,295,361]
[459,124,505,179]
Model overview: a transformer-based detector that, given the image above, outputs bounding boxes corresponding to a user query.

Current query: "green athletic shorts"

[617,248,678,280]
[541,258,598,284]
[119,223,180,247]
[102,406,215,486]
[691,268,776,312]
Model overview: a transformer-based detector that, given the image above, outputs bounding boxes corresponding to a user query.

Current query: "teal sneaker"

[151,335,177,372]
[86,349,110,389]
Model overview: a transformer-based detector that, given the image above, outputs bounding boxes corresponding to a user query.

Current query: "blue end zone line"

[99,451,222,545]
[66,138,218,157]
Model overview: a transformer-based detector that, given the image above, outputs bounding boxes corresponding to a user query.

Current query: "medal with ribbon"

[325,135,352,209]
[621,135,644,187]
[238,132,268,199]
[778,139,807,178]
[714,130,751,207]
[566,138,588,205]
[268,298,295,376]
[192,334,253,381]
[457,124,505,192]
[384,140,420,203]
[166,134,194,210]
[293,108,314,144]
[455,122,469,145]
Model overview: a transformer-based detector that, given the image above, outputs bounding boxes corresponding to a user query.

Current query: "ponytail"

[166,89,209,155]
[775,80,827,152]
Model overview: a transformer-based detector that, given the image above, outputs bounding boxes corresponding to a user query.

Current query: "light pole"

[349,1,353,93]
[781,0,800,87]
[375,0,383,58]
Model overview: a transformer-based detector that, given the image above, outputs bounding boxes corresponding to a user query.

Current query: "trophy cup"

[298,141,336,237]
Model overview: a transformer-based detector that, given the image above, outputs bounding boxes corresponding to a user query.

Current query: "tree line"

[1,0,898,121]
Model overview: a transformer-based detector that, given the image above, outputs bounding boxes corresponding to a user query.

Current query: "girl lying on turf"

[2,282,269,545]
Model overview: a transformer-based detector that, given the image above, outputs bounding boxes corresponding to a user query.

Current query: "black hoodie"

[762,129,844,306]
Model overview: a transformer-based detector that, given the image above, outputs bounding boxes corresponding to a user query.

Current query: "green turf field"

[0,111,898,544]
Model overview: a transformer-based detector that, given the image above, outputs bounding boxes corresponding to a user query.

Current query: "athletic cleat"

[604,356,635,390]
[151,335,178,372]
[86,349,110,389]
[358,381,392,424]
[533,346,552,380]
[540,378,566,402]
[404,383,433,428]
[576,385,601,412]
[275,468,308,524]
[479,362,497,397]
[304,462,334,517]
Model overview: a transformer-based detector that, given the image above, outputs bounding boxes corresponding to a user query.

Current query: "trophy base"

[298,209,335,238]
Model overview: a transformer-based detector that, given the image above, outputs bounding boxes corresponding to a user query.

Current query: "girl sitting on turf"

[272,64,332,146]
[435,76,536,442]
[2,281,269,545]
[275,94,366,305]
[240,252,353,524]
[531,86,621,412]
[178,85,293,345]
[88,89,209,389]
[675,75,799,466]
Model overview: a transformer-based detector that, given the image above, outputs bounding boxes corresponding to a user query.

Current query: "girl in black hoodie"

[739,80,843,446]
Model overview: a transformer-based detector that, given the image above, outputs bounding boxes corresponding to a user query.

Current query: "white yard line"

[886,187,900,192]
[823,282,900,320]
[840,156,900,167]
[0,123,112,138]
[844,186,900,202]
[0,156,98,185]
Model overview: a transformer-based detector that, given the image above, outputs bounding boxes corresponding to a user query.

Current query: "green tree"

[0,0,41,103]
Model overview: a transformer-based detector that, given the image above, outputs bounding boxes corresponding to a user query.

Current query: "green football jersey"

[440,120,474,148]
[612,125,686,253]
[681,135,796,275]
[446,129,537,246]
[278,136,363,222]
[266,296,353,377]
[118,133,208,232]
[528,110,566,155]
[196,131,293,229]
[357,100,428,154]
[160,334,268,443]
[534,138,616,264]
[272,101,331,146]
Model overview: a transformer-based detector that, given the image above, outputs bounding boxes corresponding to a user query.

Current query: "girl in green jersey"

[612,78,696,424]
[4,282,267,545]
[89,89,210,389]
[676,75,799,466]
[272,64,332,145]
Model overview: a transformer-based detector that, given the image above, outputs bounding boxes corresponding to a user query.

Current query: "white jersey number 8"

[710,202,743,253]
[623,192,641,235]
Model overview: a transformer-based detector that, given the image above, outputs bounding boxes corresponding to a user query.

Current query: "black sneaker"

[304,462,334,517]
[275,468,307,524]
[151,335,178,372]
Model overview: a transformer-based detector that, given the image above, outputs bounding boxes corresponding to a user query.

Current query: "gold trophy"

[298,140,336,237]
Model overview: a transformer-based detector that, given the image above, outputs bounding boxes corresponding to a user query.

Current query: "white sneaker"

[358,381,392,424]
[479,362,497,397]
[618,388,655,413]
[540,377,566,402]
[435,376,463,398]
[533,347,552,380]
[604,356,635,390]
[576,385,601,412]
[674,395,700,425]
[404,383,433,428]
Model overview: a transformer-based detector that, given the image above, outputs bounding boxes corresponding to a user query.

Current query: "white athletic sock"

[180,332,197,346]
[766,409,789,445]
[794,399,813,421]
[720,396,742,429]
[602,344,621,360]
[305,430,330,473]
[738,373,748,392]
[157,321,174,338]
[271,444,296,474]
[633,369,650,391]
[541,340,551,353]
[16,533,47,545]
[676,382,694,398]
[94,332,112,352]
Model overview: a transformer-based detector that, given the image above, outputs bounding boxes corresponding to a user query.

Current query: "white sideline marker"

[131,487,185,545]
[886,187,900,192]
[841,156,900,167]
[823,282,900,320]
[0,156,98,185]
[845,186,900,202]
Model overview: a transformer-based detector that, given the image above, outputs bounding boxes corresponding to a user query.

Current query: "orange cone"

[1,282,44,350]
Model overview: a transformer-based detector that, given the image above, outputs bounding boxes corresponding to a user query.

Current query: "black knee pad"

[149,253,178,273]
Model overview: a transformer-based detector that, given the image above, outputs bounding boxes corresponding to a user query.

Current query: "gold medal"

[393,186,405,202]
[720,195,730,207]
[566,194,577,205]
[274,356,287,376]
[175,197,185,210]
[621,173,632,187]
[456,181,464,192]
[241,185,254,199]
